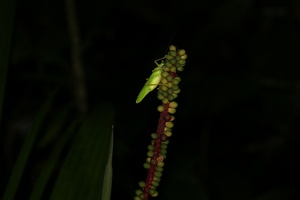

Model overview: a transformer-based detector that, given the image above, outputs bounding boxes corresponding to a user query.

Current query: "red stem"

[143,103,170,200]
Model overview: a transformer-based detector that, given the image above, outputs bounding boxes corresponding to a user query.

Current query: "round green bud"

[138,181,146,188]
[181,54,187,59]
[177,66,184,72]
[164,130,172,137]
[149,189,157,196]
[157,93,164,100]
[167,88,173,95]
[175,62,181,68]
[156,166,164,172]
[166,75,173,82]
[134,196,141,200]
[168,108,176,114]
[162,98,169,104]
[170,66,176,72]
[153,176,161,182]
[164,59,172,67]
[161,91,168,97]
[164,127,172,131]
[135,189,143,196]
[169,50,177,57]
[157,105,164,112]
[139,194,144,199]
[169,45,176,51]
[166,55,173,60]
[162,91,168,97]
[178,49,186,56]
[166,60,173,68]
[175,55,181,61]
[151,133,158,139]
[151,191,158,197]
[160,149,167,155]
[173,89,181,94]
[152,180,160,187]
[179,59,186,65]
[169,58,176,64]
[147,151,154,157]
[166,121,174,128]
[146,157,151,163]
[157,161,165,167]
[167,94,175,101]
[163,139,170,144]
[169,101,178,108]
[162,71,169,77]
[160,143,168,148]
[161,77,168,85]
[160,85,168,91]
[143,162,150,169]
[166,81,173,88]
[172,79,179,85]
[148,145,154,151]
[172,84,179,91]
[172,93,178,99]
[174,76,181,82]
[154,171,163,177]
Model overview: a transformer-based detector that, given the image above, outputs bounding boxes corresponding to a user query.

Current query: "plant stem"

[143,103,170,200]
[65,0,87,114]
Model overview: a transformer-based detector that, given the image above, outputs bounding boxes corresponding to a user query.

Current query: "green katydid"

[136,57,166,103]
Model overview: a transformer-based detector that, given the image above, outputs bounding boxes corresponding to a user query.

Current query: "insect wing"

[136,68,162,103]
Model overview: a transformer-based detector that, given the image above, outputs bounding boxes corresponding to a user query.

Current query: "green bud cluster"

[157,45,187,104]
[134,45,187,200]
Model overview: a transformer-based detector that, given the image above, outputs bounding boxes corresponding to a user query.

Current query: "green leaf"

[50,104,114,200]
[101,126,113,200]
[29,110,81,200]
[3,91,56,200]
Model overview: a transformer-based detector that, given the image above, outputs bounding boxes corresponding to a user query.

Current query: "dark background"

[1,0,300,199]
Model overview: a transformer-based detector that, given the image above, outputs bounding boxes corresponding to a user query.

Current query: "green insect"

[136,57,166,103]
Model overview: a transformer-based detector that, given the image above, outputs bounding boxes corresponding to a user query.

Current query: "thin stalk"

[65,0,88,114]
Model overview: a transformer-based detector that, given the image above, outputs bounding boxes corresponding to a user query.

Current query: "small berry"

[143,162,150,169]
[157,105,164,112]
[157,161,165,167]
[161,134,168,141]
[135,189,143,195]
[178,49,186,56]
[168,108,176,114]
[169,45,176,51]
[164,114,171,121]
[169,101,178,108]
[138,181,146,188]
[166,121,174,128]
[152,180,160,187]
[151,159,158,165]
[147,151,154,157]
[164,130,172,137]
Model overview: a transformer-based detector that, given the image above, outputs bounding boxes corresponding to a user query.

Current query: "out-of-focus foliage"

[0,0,14,123]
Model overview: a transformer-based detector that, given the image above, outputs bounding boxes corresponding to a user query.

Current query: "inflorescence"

[134,45,187,200]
